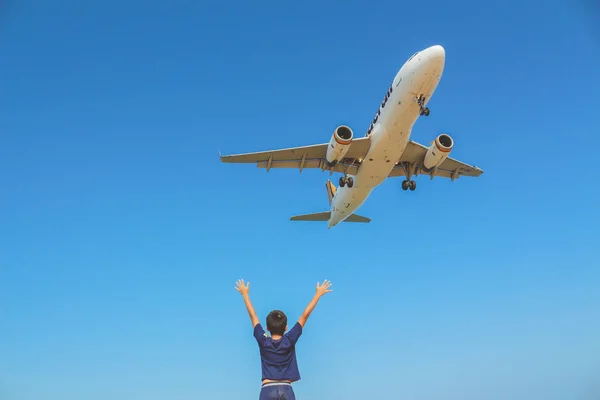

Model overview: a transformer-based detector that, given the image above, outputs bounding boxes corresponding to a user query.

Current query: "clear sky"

[1,1,599,399]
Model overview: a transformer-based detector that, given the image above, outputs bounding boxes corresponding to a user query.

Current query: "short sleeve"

[284,322,303,345]
[253,323,267,346]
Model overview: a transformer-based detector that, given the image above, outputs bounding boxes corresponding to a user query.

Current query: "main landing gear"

[415,94,430,116]
[402,180,416,191]
[339,175,353,188]
[400,162,417,191]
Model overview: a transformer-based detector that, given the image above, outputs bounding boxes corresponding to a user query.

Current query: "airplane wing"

[219,137,372,175]
[220,137,482,179]
[388,140,483,180]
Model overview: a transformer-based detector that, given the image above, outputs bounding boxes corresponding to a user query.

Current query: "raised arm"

[235,279,260,327]
[297,279,333,328]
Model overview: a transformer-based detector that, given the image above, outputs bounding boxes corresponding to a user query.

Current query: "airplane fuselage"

[328,45,446,228]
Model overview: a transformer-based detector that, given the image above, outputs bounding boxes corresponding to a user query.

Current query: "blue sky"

[1,0,599,399]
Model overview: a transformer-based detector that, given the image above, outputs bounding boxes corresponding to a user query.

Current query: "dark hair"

[266,310,287,336]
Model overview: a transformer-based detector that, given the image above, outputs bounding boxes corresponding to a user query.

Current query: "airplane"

[219,45,483,228]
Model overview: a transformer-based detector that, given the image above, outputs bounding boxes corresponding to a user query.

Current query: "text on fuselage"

[366,84,393,136]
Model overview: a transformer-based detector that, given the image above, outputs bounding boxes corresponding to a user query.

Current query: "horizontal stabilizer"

[344,213,371,223]
[290,211,370,223]
[290,212,330,221]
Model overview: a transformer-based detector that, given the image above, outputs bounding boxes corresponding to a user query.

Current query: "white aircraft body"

[220,45,483,228]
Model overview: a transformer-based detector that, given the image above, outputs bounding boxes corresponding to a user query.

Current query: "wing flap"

[389,140,483,179]
[256,159,322,169]
[256,159,359,175]
[388,165,455,179]
[220,137,372,168]
[220,143,328,164]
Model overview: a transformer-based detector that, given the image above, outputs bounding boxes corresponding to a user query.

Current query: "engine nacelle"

[423,133,454,171]
[325,125,353,165]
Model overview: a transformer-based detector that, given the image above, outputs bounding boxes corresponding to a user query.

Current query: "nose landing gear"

[415,94,430,116]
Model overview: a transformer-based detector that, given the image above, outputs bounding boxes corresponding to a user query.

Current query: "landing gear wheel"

[416,95,430,116]
[402,180,416,191]
[347,177,354,188]
[339,176,346,187]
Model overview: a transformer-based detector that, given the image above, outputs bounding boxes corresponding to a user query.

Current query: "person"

[234,278,333,400]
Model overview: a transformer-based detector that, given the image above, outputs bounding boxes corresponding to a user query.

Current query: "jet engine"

[423,133,453,170]
[325,125,353,166]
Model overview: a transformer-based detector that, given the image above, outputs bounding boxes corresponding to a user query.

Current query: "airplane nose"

[425,45,445,61]
[431,44,445,55]
[420,44,445,76]
[409,45,445,101]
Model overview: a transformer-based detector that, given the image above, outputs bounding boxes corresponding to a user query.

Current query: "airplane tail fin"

[325,179,337,206]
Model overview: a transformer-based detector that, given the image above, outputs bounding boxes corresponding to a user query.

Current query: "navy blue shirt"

[253,322,303,382]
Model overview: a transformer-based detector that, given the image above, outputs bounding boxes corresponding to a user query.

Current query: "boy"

[235,278,333,400]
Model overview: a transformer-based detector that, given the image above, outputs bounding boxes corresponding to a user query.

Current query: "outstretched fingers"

[235,279,250,292]
[317,279,333,293]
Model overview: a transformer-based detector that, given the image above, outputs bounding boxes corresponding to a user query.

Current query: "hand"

[315,279,333,297]
[235,279,250,296]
